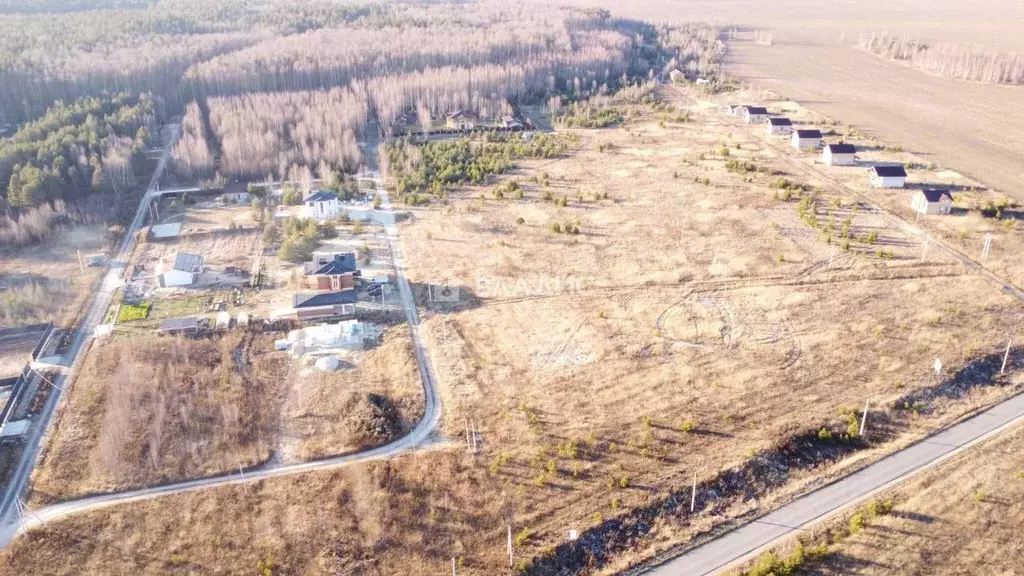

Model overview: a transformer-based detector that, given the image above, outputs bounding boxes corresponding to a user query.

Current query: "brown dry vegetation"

[808,425,1024,575]
[4,85,1024,576]
[30,332,290,504]
[390,91,1024,571]
[0,453,510,576]
[0,224,106,327]
[279,327,425,462]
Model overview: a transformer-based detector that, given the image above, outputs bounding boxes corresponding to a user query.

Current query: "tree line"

[858,32,1024,85]
[1,93,154,209]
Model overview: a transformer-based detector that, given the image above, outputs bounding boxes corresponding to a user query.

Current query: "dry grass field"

[389,92,1023,571]
[0,225,107,327]
[8,77,1024,575]
[809,425,1024,575]
[689,88,1024,291]
[278,327,425,462]
[29,332,291,504]
[30,323,424,503]
[0,453,511,576]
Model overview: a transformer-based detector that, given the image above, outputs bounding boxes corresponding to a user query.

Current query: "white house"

[727,104,747,117]
[304,190,342,221]
[911,189,954,215]
[766,117,793,136]
[868,165,908,189]
[446,110,477,131]
[743,106,769,124]
[156,252,203,287]
[821,143,856,166]
[791,129,822,149]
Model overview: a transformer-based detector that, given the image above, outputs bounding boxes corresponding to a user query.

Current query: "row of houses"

[731,104,953,216]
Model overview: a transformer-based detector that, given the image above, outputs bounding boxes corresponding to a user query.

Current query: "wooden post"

[465,419,471,451]
[1002,339,1012,374]
[507,525,513,568]
[921,237,929,263]
[452,556,456,576]
[859,399,870,436]
[690,471,697,513]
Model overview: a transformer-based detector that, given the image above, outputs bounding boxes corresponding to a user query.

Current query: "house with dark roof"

[727,104,749,117]
[821,143,857,166]
[446,110,477,131]
[302,253,360,291]
[766,117,793,136]
[304,189,342,221]
[911,189,954,215]
[743,106,769,124]
[292,289,358,320]
[156,252,204,287]
[500,115,524,130]
[791,129,822,150]
[868,165,908,189]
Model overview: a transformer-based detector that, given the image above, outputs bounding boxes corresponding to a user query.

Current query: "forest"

[858,32,1024,85]
[0,0,724,243]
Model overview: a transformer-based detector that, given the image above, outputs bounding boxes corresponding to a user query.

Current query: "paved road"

[0,123,180,537]
[0,146,444,545]
[645,392,1024,575]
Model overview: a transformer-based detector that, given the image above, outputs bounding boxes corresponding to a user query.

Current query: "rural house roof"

[158,317,199,332]
[794,129,822,138]
[306,190,339,203]
[170,253,203,273]
[768,117,792,126]
[825,143,856,154]
[293,289,359,309]
[313,253,358,275]
[870,165,908,178]
[744,106,768,115]
[920,189,953,203]
[447,110,476,120]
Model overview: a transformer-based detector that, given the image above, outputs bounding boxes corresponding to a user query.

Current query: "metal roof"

[172,252,203,272]
[825,143,856,154]
[306,190,339,203]
[293,290,359,309]
[794,129,822,138]
[768,117,792,125]
[158,317,199,332]
[870,165,908,177]
[920,189,953,203]
[744,106,768,115]
[313,253,358,275]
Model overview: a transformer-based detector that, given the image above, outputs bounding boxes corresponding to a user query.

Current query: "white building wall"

[305,199,341,220]
[160,269,195,287]
[822,151,856,166]
[767,125,792,136]
[791,135,821,149]
[871,176,906,189]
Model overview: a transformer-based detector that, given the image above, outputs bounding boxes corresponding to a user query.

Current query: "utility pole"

[920,236,929,263]
[709,254,719,276]
[690,471,697,513]
[451,557,456,576]
[76,250,85,272]
[981,233,992,260]
[507,525,513,568]
[859,399,870,436]
[465,419,471,451]
[1002,339,1013,374]
[828,245,836,270]
[471,420,478,453]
